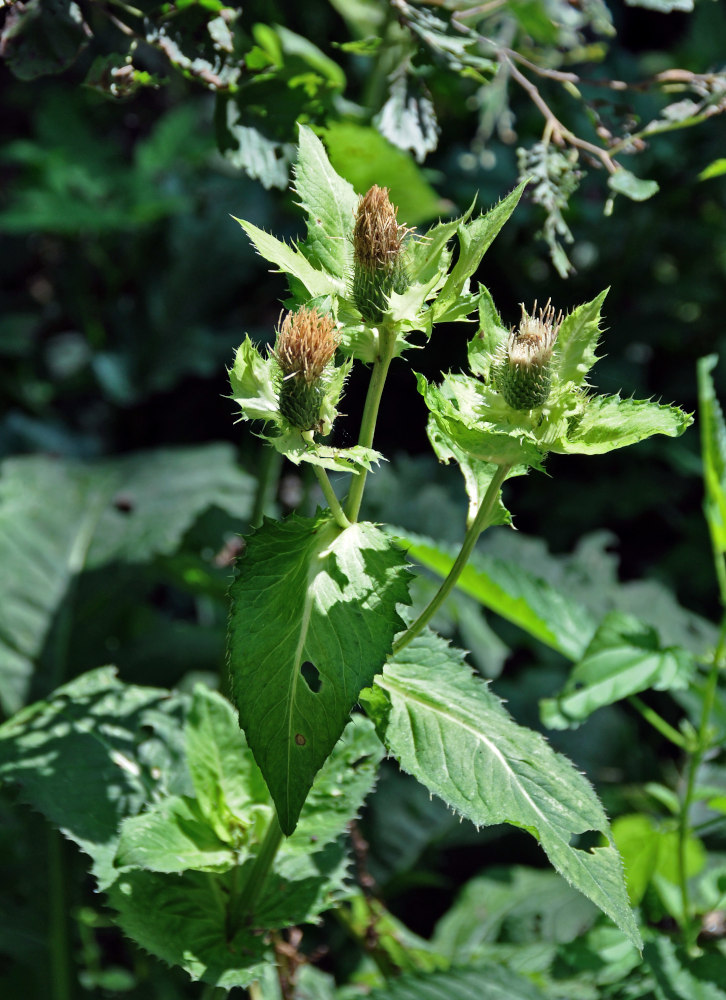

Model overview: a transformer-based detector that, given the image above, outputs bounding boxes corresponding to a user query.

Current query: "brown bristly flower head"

[273,307,340,384]
[495,300,563,410]
[273,307,340,432]
[352,186,412,323]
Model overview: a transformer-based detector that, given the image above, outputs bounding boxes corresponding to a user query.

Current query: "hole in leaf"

[301,661,321,693]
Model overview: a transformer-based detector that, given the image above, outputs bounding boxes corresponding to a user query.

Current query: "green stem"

[628,695,688,749]
[393,465,511,655]
[312,464,350,529]
[48,827,72,1000]
[228,812,285,935]
[250,446,282,529]
[677,627,724,953]
[345,325,396,523]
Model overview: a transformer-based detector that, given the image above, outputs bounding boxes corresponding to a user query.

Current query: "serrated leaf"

[0,668,188,888]
[608,169,660,201]
[0,446,254,714]
[293,124,357,279]
[267,433,384,473]
[556,290,607,386]
[366,965,549,1000]
[185,686,269,836]
[697,355,726,555]
[115,794,241,874]
[228,512,410,834]
[393,530,596,661]
[362,631,641,948]
[432,182,526,323]
[418,374,545,469]
[552,394,693,455]
[235,218,344,299]
[374,74,440,164]
[228,336,279,423]
[540,612,696,729]
[467,286,508,379]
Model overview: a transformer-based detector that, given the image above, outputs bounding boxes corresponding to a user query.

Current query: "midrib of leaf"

[285,564,316,821]
[376,672,551,833]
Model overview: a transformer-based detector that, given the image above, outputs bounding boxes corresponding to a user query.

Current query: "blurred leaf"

[699,159,726,181]
[394,529,596,660]
[0,667,188,888]
[624,0,693,10]
[375,74,440,164]
[363,631,642,948]
[643,931,726,1000]
[366,965,549,999]
[698,355,726,562]
[608,170,660,202]
[540,611,696,729]
[322,121,450,225]
[0,445,254,714]
[0,0,88,80]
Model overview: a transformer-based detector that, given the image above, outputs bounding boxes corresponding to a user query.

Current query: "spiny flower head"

[273,307,340,431]
[352,185,411,323]
[495,300,563,410]
[273,307,339,384]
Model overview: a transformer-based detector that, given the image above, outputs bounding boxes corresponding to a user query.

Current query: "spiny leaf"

[293,124,357,279]
[551,394,693,455]
[697,355,726,556]
[235,218,344,299]
[362,631,641,949]
[556,289,608,386]
[228,512,410,834]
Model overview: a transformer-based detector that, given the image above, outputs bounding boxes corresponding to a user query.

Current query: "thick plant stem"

[250,446,282,529]
[311,462,350,529]
[228,812,285,935]
[345,325,396,523]
[393,465,511,654]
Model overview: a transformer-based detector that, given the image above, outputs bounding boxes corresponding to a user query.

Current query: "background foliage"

[1,0,725,997]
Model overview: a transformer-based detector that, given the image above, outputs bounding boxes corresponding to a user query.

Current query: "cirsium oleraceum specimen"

[495,301,563,410]
[273,307,340,432]
[352,185,411,325]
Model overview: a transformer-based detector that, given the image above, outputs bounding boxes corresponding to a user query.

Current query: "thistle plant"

[0,125,710,997]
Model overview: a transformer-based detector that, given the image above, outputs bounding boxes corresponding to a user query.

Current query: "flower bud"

[495,301,562,410]
[352,185,411,324]
[273,307,340,432]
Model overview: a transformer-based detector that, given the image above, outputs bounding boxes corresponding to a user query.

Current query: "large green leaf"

[394,530,596,660]
[228,512,410,834]
[540,612,696,729]
[0,445,254,714]
[366,964,549,999]
[293,124,357,279]
[0,667,189,888]
[362,632,641,948]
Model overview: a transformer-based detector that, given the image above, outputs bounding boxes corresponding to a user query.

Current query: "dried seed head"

[273,307,339,384]
[273,307,340,431]
[496,301,563,410]
[352,186,411,323]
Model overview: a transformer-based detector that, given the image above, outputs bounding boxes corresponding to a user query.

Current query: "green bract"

[419,290,693,481]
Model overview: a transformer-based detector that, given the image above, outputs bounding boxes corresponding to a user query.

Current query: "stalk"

[628,695,688,749]
[227,811,285,935]
[312,464,350,529]
[250,445,282,529]
[393,464,511,654]
[345,325,396,522]
[48,827,73,1000]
